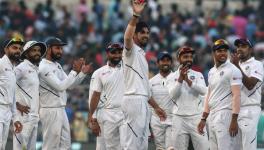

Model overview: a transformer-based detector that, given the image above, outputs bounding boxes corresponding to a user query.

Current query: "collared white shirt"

[90,63,124,109]
[239,57,263,106]
[167,69,207,116]
[39,58,86,108]
[15,59,39,118]
[0,55,18,121]
[123,43,150,97]
[208,61,242,113]
[149,72,174,117]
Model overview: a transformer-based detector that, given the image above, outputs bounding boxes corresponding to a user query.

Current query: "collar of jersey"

[239,57,254,65]
[24,59,38,70]
[3,55,14,68]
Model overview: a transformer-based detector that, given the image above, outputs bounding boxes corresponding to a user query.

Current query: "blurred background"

[1,0,264,149]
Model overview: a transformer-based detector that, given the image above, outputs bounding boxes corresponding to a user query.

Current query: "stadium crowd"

[1,0,264,145]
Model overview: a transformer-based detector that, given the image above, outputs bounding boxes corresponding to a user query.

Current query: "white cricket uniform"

[167,68,209,150]
[207,61,242,150]
[121,43,151,150]
[89,71,106,150]
[90,63,124,150]
[0,55,19,150]
[13,60,39,150]
[149,72,174,150]
[39,58,86,150]
[237,57,263,150]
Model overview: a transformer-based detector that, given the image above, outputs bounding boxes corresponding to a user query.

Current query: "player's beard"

[27,54,41,65]
[109,59,121,66]
[182,61,193,68]
[160,65,171,73]
[51,51,62,61]
[8,52,21,63]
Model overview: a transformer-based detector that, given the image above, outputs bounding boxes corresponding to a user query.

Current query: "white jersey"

[208,61,242,113]
[149,72,174,117]
[0,55,18,121]
[123,43,150,97]
[167,69,207,116]
[91,63,124,109]
[239,57,263,106]
[15,59,39,117]
[39,59,86,108]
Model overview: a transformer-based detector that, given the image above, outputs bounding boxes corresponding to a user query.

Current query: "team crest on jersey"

[101,71,111,76]
[220,71,224,76]
[190,75,195,80]
[5,68,11,71]
[58,66,62,69]
[245,66,250,70]
[28,70,34,73]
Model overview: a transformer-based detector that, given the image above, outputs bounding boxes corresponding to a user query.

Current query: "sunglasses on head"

[5,37,24,48]
[214,39,228,46]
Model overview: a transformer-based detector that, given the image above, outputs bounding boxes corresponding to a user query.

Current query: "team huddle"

[0,1,263,150]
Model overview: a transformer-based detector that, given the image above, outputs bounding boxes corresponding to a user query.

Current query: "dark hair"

[135,21,149,33]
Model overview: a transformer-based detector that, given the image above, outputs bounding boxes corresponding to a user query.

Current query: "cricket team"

[0,0,263,150]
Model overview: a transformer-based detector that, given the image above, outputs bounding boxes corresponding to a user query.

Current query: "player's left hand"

[154,107,167,121]
[14,121,23,133]
[229,120,238,137]
[231,52,240,67]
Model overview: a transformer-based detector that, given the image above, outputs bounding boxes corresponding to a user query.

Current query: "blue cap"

[45,37,67,47]
[106,43,123,52]
[157,51,172,61]
[234,38,253,48]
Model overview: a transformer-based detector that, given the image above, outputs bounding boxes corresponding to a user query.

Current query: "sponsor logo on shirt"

[190,75,195,80]
[101,71,111,76]
[220,71,224,76]
[4,68,12,71]
[245,66,250,70]
[152,83,161,86]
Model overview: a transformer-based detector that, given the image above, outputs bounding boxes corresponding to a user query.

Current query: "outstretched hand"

[132,0,147,15]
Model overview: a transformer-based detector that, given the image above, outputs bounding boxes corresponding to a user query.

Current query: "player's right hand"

[197,120,206,135]
[14,121,23,133]
[16,102,30,116]
[132,0,146,15]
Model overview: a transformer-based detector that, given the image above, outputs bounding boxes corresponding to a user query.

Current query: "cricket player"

[149,51,174,150]
[38,37,92,150]
[168,46,209,150]
[0,37,23,150]
[122,1,166,149]
[197,39,242,150]
[231,38,264,150]
[88,43,125,150]
[13,40,46,150]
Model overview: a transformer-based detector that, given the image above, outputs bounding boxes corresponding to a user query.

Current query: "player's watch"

[133,12,141,18]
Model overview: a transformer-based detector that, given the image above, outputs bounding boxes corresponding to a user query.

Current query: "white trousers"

[13,116,39,150]
[98,109,124,150]
[172,114,209,150]
[150,115,173,150]
[0,104,12,150]
[208,110,239,150]
[39,107,71,150]
[121,95,151,150]
[96,109,106,150]
[236,106,261,150]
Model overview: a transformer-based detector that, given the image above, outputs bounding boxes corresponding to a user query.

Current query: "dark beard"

[8,53,20,62]
[51,52,61,61]
[109,59,121,65]
[160,65,171,73]
[183,62,193,68]
[28,55,41,65]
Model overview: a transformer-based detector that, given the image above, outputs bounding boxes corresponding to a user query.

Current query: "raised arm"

[124,0,146,50]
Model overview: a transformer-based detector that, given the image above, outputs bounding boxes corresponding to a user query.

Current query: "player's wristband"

[201,117,206,122]
[133,12,141,18]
